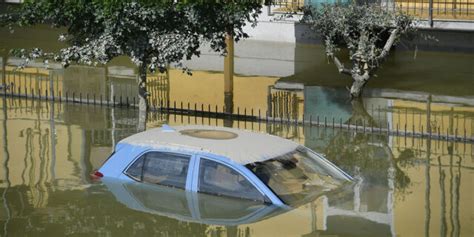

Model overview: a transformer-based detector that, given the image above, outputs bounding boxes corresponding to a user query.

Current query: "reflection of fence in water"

[389,102,474,140]
[147,73,169,108]
[1,66,169,107]
[269,90,302,121]
[3,96,473,157]
[1,67,473,142]
[2,98,470,237]
[3,66,64,99]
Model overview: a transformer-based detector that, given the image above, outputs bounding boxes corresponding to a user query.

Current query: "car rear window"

[125,152,190,189]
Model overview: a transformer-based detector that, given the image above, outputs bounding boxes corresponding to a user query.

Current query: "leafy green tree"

[302,4,415,98]
[1,0,262,131]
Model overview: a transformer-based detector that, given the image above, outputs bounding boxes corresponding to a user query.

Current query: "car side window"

[198,158,266,203]
[125,152,190,189]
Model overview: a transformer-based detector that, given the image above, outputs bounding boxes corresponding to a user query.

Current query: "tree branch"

[377,28,399,61]
[333,56,351,75]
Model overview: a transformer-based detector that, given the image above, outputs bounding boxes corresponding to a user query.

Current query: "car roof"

[118,125,300,165]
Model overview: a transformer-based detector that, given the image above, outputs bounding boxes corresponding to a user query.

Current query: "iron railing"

[269,0,474,22]
[1,67,473,143]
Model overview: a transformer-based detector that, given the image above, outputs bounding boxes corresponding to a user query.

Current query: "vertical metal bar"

[429,0,434,27]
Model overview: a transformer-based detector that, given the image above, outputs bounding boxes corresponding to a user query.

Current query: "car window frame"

[122,149,197,190]
[119,148,284,206]
[192,154,283,205]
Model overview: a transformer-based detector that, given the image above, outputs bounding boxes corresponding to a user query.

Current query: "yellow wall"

[168,69,279,114]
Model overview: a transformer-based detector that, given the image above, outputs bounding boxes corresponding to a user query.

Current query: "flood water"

[0,95,472,237]
[1,21,474,237]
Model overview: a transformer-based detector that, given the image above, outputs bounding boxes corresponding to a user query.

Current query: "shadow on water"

[0,97,472,236]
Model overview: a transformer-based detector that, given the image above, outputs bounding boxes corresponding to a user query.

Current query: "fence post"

[428,0,434,27]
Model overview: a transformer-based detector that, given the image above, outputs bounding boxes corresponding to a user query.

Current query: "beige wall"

[168,69,279,114]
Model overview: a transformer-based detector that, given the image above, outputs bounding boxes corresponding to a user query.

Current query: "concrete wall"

[182,40,299,77]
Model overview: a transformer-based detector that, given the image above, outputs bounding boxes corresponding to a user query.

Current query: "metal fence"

[269,0,474,21]
[394,0,474,20]
[270,0,306,11]
[1,67,473,143]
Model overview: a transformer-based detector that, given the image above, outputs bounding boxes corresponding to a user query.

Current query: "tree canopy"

[1,0,262,71]
[302,4,416,98]
[1,0,264,131]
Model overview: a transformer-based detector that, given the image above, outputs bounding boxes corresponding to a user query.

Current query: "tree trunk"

[350,71,370,98]
[349,97,376,127]
[137,63,148,132]
[224,32,234,128]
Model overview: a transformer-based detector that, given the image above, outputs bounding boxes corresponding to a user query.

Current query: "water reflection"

[0,97,472,236]
[102,178,284,226]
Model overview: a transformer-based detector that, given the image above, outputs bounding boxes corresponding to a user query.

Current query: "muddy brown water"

[0,97,472,237]
[1,22,473,236]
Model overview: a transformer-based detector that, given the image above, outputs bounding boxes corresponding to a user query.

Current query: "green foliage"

[302,3,415,73]
[1,0,263,71]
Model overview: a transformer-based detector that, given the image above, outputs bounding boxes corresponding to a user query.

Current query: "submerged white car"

[96,125,352,207]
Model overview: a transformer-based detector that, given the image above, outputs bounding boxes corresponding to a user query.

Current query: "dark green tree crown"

[1,0,264,71]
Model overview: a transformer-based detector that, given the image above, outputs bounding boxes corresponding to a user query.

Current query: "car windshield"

[246,146,350,206]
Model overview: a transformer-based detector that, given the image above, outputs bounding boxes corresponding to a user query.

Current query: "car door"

[124,151,192,189]
[195,157,268,202]
[190,155,283,224]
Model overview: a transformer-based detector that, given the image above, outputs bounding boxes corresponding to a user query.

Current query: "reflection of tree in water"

[324,98,413,197]
[321,87,352,114]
